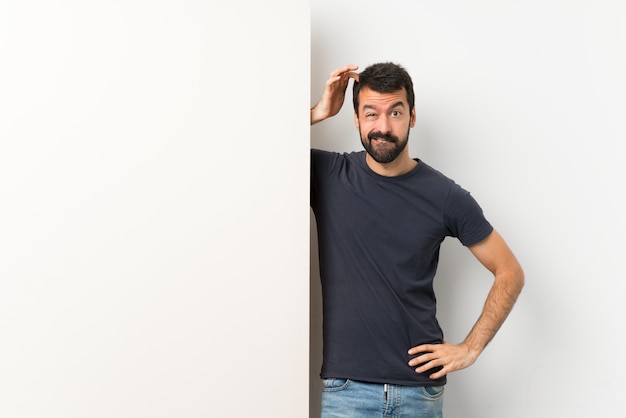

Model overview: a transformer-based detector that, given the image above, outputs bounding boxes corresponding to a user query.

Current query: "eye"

[365,112,376,118]
[391,110,402,117]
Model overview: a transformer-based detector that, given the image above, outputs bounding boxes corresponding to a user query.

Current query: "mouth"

[368,132,398,145]
[371,137,394,145]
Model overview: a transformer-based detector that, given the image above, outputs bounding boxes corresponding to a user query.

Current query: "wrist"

[310,106,324,125]
[460,339,483,361]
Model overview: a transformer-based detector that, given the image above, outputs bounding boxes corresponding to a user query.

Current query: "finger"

[408,344,434,355]
[428,367,448,380]
[408,351,433,367]
[343,71,359,83]
[331,71,359,84]
[330,64,358,75]
[329,65,359,79]
[324,74,358,94]
[414,356,444,372]
[325,75,343,86]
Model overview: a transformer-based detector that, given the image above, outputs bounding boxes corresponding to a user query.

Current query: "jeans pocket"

[422,385,445,399]
[321,378,351,392]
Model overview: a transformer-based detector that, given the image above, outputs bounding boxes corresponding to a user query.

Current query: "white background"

[311,0,626,417]
[1,1,309,417]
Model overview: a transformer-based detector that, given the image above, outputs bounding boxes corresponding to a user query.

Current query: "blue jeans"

[321,378,444,418]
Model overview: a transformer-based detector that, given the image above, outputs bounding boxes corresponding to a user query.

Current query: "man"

[310,63,524,417]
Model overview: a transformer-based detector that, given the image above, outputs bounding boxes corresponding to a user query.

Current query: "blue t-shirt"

[310,149,493,386]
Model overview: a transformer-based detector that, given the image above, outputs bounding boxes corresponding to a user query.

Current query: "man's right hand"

[311,65,359,125]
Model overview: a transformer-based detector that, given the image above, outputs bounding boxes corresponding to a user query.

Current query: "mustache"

[368,131,399,143]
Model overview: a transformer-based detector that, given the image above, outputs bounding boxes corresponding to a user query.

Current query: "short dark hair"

[353,62,415,115]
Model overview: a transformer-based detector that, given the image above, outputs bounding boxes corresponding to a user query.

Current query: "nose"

[377,115,391,134]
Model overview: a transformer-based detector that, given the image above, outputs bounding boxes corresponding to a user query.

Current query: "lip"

[372,138,393,145]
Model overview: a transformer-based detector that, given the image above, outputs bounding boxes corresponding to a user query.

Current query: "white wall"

[0,1,310,417]
[311,1,626,417]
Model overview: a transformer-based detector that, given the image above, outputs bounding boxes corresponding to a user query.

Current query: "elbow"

[513,264,525,295]
[496,262,524,297]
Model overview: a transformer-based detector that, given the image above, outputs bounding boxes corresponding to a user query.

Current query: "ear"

[410,108,416,128]
[354,112,360,131]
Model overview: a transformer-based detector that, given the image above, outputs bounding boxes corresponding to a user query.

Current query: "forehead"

[358,87,408,109]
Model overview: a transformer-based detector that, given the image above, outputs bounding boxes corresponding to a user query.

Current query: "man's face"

[354,87,416,164]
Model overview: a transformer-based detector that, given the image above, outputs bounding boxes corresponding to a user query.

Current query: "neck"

[365,151,418,177]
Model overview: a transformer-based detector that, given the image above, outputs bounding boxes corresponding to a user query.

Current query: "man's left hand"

[407,342,480,380]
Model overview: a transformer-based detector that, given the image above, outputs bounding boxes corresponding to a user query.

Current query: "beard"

[360,128,410,164]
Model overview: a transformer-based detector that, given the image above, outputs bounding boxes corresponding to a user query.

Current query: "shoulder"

[311,149,365,171]
[311,148,364,160]
[416,161,454,183]
[411,161,461,198]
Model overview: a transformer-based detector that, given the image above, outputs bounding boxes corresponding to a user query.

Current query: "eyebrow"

[362,101,406,111]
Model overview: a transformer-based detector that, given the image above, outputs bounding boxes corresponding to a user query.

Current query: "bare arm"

[408,229,524,379]
[311,65,359,125]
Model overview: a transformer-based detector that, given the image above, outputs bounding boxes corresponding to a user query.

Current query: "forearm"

[408,230,524,379]
[310,106,324,125]
[408,270,522,379]
[310,101,337,125]
[462,267,524,355]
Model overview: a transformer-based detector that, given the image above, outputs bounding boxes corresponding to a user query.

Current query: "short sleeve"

[444,184,493,246]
